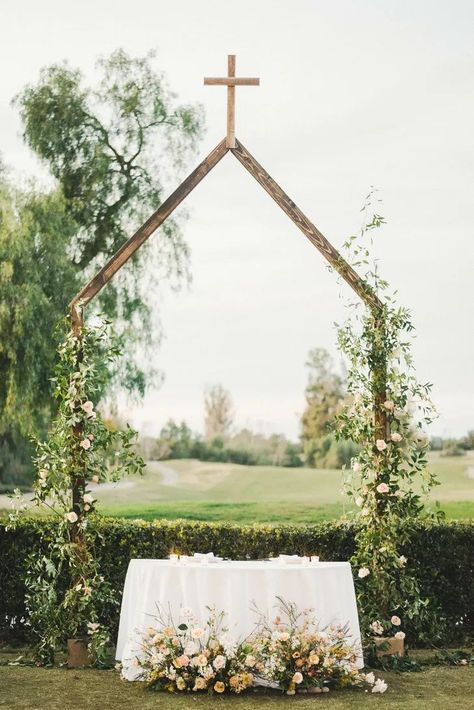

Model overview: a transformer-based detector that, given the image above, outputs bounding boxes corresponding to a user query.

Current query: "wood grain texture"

[70,139,229,309]
[204,78,260,86]
[227,55,236,148]
[231,139,382,310]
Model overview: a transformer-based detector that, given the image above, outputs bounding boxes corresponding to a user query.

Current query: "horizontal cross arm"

[70,139,229,310]
[204,77,260,86]
[231,139,382,311]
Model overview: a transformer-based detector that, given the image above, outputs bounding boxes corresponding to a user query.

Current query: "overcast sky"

[2,1,473,439]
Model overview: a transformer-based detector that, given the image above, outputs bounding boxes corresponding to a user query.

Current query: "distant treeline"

[138,420,359,469]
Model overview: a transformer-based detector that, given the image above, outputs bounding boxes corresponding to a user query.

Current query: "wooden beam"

[203,78,260,86]
[231,139,382,310]
[70,139,229,309]
[227,55,236,149]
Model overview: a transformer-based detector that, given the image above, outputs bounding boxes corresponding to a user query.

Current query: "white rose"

[80,438,91,450]
[375,439,387,452]
[383,400,394,411]
[394,489,405,498]
[65,511,78,523]
[376,482,390,494]
[292,672,303,684]
[83,493,94,504]
[184,641,197,656]
[394,631,405,640]
[245,654,256,667]
[352,461,361,473]
[355,496,364,507]
[370,621,384,636]
[81,401,94,415]
[391,615,401,626]
[391,432,402,442]
[191,627,204,639]
[372,678,388,694]
[213,655,226,670]
[365,672,375,684]
[399,555,407,566]
[358,567,370,579]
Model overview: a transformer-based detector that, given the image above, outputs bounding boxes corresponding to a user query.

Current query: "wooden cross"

[204,55,260,148]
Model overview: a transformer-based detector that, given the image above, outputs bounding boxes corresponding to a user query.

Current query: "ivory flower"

[394,489,405,498]
[372,678,388,694]
[399,555,407,566]
[81,401,94,415]
[91,475,99,484]
[394,631,405,640]
[376,439,387,451]
[355,496,364,507]
[370,620,384,635]
[352,461,361,473]
[196,654,207,666]
[87,622,100,634]
[365,672,375,684]
[376,482,390,494]
[358,567,370,578]
[176,677,186,690]
[278,631,290,641]
[80,438,91,450]
[83,493,94,504]
[292,672,303,684]
[245,654,256,667]
[193,677,206,691]
[191,627,204,639]
[383,400,394,411]
[214,681,225,694]
[213,655,226,670]
[391,432,402,442]
[391,615,401,626]
[65,511,78,523]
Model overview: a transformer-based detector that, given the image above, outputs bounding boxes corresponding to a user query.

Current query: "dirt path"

[146,461,179,486]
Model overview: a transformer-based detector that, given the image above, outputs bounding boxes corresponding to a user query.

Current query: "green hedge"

[1,518,472,643]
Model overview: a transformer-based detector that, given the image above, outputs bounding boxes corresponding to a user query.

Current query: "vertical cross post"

[204,55,260,149]
[227,55,236,148]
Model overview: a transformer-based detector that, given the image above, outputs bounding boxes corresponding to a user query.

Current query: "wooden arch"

[70,136,382,324]
[68,57,388,520]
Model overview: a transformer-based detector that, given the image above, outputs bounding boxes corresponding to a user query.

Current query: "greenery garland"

[9,317,144,664]
[334,192,443,650]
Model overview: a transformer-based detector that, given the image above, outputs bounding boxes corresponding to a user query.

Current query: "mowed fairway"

[89,452,474,524]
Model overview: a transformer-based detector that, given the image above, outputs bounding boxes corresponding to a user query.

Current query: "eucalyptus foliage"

[9,319,144,665]
[334,191,442,647]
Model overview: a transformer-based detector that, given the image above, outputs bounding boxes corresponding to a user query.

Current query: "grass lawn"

[95,452,474,524]
[1,663,474,709]
[1,452,472,525]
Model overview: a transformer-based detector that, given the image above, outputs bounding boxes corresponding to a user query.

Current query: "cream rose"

[391,432,402,442]
[391,615,401,626]
[292,672,303,684]
[358,567,370,578]
[375,439,387,451]
[65,511,78,523]
[80,438,91,450]
[376,482,390,494]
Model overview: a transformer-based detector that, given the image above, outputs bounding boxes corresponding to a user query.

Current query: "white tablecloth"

[116,559,363,672]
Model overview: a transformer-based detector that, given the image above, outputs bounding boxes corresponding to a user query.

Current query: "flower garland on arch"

[9,317,144,665]
[334,193,443,649]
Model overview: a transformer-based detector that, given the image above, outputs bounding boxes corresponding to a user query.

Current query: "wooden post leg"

[70,304,85,544]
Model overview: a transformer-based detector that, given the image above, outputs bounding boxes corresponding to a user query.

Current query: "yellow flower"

[214,681,225,694]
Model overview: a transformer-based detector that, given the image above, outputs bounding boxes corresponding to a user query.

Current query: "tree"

[204,384,234,441]
[0,172,78,484]
[15,49,204,395]
[300,348,345,466]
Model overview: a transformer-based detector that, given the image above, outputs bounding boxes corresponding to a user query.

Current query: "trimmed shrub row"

[0,518,472,642]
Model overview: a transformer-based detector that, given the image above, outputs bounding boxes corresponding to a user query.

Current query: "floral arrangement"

[124,601,387,696]
[251,599,386,695]
[127,606,254,694]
